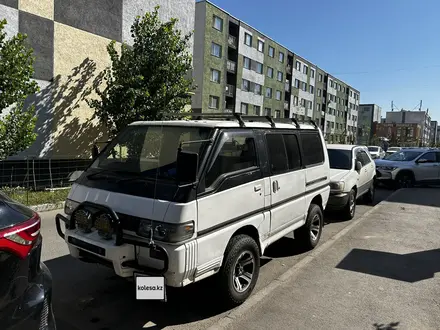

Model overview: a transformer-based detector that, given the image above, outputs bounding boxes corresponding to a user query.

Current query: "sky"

[209,0,440,121]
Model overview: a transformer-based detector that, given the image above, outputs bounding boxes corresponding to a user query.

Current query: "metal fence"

[0,155,91,190]
[0,155,92,206]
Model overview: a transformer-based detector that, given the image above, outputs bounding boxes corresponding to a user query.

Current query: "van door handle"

[254,185,262,192]
[272,181,278,193]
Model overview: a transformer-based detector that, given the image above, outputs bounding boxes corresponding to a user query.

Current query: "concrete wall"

[0,0,195,159]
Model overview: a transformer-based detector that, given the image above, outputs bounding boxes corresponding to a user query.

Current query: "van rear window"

[300,132,324,166]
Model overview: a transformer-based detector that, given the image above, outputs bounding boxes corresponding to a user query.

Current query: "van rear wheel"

[218,234,260,307]
[294,204,323,250]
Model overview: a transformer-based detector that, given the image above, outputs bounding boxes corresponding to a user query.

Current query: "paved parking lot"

[41,189,393,330]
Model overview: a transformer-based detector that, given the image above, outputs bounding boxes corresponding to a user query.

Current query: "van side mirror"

[355,161,362,172]
[176,150,199,184]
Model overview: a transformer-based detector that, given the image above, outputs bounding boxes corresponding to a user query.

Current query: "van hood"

[330,169,350,182]
[67,183,178,223]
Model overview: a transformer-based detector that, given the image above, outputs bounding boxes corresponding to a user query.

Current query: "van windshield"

[90,125,213,179]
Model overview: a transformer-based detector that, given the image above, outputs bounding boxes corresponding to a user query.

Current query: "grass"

[1,188,70,206]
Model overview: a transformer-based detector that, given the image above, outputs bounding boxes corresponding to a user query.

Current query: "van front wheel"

[218,234,260,307]
[294,204,323,250]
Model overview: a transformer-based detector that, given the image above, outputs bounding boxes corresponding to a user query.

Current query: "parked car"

[368,145,385,159]
[385,146,401,156]
[0,192,56,329]
[55,115,331,306]
[326,144,376,220]
[376,148,440,188]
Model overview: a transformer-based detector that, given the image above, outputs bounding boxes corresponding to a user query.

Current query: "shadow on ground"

[386,187,440,208]
[45,236,312,330]
[336,248,440,283]
[373,321,400,330]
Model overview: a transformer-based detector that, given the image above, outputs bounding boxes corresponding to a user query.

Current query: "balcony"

[228,35,237,49]
[286,64,292,73]
[227,60,236,73]
[285,82,290,92]
[225,84,235,97]
[284,102,289,110]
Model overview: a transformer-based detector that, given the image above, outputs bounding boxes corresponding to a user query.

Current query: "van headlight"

[64,199,80,215]
[330,181,345,191]
[137,220,194,243]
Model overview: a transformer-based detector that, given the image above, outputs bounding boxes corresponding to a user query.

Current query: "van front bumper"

[55,213,195,288]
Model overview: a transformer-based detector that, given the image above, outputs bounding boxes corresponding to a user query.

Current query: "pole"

[419,100,422,111]
[391,100,393,111]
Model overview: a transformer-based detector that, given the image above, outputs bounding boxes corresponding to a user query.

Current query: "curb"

[30,201,65,213]
[206,189,403,330]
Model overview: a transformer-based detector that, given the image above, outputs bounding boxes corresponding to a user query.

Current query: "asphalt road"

[40,188,393,330]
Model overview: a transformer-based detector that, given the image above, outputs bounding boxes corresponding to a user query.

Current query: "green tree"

[0,19,39,159]
[87,6,195,136]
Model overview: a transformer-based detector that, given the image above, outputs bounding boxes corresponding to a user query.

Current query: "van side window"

[283,134,301,170]
[205,135,258,187]
[266,134,288,174]
[300,132,324,166]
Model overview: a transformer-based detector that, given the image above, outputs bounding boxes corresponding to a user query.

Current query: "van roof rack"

[169,112,318,129]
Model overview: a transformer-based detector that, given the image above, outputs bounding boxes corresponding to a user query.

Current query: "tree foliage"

[87,6,195,136]
[0,19,39,159]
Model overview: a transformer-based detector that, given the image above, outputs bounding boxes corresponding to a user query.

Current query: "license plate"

[134,273,166,301]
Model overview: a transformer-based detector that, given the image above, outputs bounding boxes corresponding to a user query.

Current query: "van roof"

[326,144,363,151]
[129,119,317,130]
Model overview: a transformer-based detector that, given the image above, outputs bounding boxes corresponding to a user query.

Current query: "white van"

[55,114,330,306]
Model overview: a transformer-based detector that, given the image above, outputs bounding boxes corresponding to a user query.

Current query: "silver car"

[375,148,440,188]
[368,146,385,159]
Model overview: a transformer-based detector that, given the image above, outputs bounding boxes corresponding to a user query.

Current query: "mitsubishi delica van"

[55,114,330,306]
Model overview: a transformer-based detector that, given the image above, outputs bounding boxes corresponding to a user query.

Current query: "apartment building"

[430,120,438,145]
[1,0,195,159]
[374,123,422,147]
[192,0,360,142]
[357,104,382,145]
[385,110,431,146]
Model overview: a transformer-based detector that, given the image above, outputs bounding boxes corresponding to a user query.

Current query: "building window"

[293,96,298,106]
[257,40,264,52]
[268,46,275,57]
[277,71,283,82]
[302,82,307,92]
[350,90,353,97]
[211,42,222,57]
[276,90,282,100]
[301,99,306,107]
[317,88,321,97]
[242,79,250,92]
[336,96,340,103]
[210,68,220,83]
[267,67,274,78]
[331,122,335,128]
[294,79,300,88]
[309,85,314,94]
[256,62,263,74]
[274,110,281,118]
[264,107,271,116]
[244,33,252,46]
[213,15,223,31]
[243,56,251,69]
[254,83,262,95]
[303,65,308,75]
[310,69,315,78]
[254,105,261,115]
[265,87,273,98]
[279,51,284,62]
[209,95,219,109]
[240,102,249,114]
[317,103,321,111]
[295,61,301,71]
[319,73,323,82]
[308,101,312,109]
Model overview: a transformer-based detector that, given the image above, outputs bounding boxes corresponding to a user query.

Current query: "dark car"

[0,192,56,329]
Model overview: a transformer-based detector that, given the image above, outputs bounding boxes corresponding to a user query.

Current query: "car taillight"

[0,213,41,259]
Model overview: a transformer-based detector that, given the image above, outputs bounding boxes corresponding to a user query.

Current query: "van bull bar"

[55,201,169,276]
